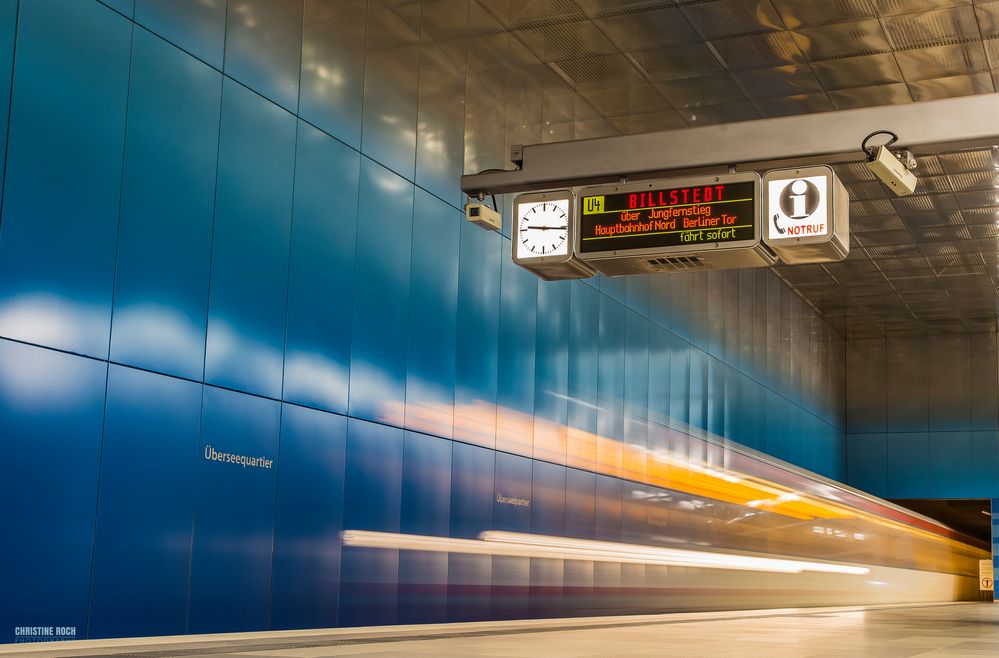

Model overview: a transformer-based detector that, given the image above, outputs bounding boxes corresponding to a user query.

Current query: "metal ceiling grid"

[469,0,999,337]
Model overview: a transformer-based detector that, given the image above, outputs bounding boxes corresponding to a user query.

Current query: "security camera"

[465,201,501,231]
[866,145,918,196]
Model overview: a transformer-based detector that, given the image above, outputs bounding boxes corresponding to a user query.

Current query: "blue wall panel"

[454,221,501,448]
[534,280,569,462]
[101,0,135,18]
[846,433,887,498]
[496,252,537,454]
[669,334,690,427]
[398,431,451,624]
[530,461,566,618]
[283,122,360,414]
[204,79,296,398]
[886,432,929,499]
[348,159,414,422]
[689,348,707,434]
[492,451,532,620]
[0,0,15,190]
[89,366,201,638]
[929,431,973,498]
[339,418,404,627]
[0,340,107,644]
[223,0,303,112]
[270,404,347,631]
[597,296,625,473]
[405,190,459,438]
[448,442,494,621]
[135,0,227,68]
[707,357,724,437]
[110,28,220,380]
[0,0,130,358]
[568,281,599,469]
[973,431,999,498]
[624,310,649,472]
[647,325,670,428]
[188,387,280,633]
[299,0,367,150]
[361,1,420,180]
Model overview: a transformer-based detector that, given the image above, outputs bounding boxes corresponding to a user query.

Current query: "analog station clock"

[512,190,595,281]
[517,199,569,259]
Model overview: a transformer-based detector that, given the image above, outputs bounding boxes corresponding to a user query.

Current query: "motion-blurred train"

[341,401,987,618]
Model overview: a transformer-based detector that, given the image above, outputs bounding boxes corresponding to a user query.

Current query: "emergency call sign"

[768,175,829,240]
[578,179,757,254]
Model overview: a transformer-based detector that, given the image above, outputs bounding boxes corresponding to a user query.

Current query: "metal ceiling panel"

[677,100,760,125]
[911,225,973,241]
[791,19,892,60]
[654,73,745,107]
[851,199,896,216]
[628,41,724,80]
[851,215,907,232]
[607,110,688,134]
[962,207,999,224]
[770,0,876,29]
[515,20,618,62]
[873,1,972,17]
[902,210,962,228]
[910,175,954,194]
[479,0,586,29]
[578,83,670,115]
[550,53,644,88]
[894,42,989,81]
[678,0,783,40]
[708,32,804,69]
[881,5,981,50]
[811,53,905,90]
[733,64,823,98]
[891,192,959,213]
[755,92,835,117]
[596,7,699,51]
[908,72,995,101]
[977,1,999,37]
[969,224,999,239]
[829,82,912,108]
[948,171,999,191]
[938,147,999,173]
[576,0,673,17]
[955,189,999,209]
[916,154,946,175]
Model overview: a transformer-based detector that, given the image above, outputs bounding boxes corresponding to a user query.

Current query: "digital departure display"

[578,180,758,254]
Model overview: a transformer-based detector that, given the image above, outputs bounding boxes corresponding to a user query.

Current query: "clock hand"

[522,225,568,230]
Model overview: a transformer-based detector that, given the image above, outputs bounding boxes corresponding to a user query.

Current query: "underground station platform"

[7,0,999,657]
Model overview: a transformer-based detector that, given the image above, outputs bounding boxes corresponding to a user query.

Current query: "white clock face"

[516,199,569,259]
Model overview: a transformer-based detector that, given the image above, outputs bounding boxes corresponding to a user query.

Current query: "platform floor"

[3,602,999,657]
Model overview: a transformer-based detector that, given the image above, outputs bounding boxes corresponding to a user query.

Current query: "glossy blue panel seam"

[185,0,228,634]
[84,11,134,639]
[359,1,421,182]
[0,0,16,234]
[268,26,306,626]
[97,0,132,20]
[123,4,458,216]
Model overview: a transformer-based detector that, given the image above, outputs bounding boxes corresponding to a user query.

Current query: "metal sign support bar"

[461,94,999,196]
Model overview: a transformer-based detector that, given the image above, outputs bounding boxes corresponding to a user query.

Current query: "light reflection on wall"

[386,397,979,549]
